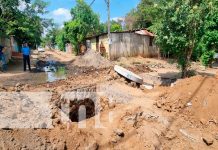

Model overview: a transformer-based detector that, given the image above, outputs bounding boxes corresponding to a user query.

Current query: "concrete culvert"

[69,98,96,122]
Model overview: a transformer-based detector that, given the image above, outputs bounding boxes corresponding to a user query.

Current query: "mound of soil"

[128,64,153,74]
[156,75,218,122]
[73,50,112,69]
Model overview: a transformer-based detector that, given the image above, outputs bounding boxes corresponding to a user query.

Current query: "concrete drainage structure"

[68,98,96,122]
[56,85,99,123]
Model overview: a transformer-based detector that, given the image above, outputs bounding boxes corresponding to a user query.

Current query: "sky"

[44,0,140,27]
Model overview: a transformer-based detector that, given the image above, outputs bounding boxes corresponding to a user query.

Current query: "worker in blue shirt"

[0,45,7,72]
[22,43,31,71]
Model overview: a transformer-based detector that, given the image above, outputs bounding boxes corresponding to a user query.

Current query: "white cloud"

[51,8,71,26]
[18,0,27,11]
[60,25,65,29]
[53,8,71,18]
[112,17,125,22]
[111,17,125,29]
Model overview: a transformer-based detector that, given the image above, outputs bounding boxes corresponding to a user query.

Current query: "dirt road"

[0,50,74,86]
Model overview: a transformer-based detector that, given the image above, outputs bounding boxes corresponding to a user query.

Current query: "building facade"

[86,29,159,60]
[0,36,19,63]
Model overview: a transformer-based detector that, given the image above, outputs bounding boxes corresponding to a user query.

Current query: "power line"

[89,0,96,7]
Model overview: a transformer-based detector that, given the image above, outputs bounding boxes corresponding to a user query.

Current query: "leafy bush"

[201,50,215,67]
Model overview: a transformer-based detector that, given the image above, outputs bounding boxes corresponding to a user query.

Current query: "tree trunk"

[73,43,80,55]
[181,46,194,78]
[181,64,187,78]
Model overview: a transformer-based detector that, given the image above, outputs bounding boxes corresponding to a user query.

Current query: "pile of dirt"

[155,75,218,122]
[128,64,153,74]
[73,50,112,69]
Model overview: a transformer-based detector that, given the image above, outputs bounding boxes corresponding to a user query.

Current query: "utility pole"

[106,0,111,59]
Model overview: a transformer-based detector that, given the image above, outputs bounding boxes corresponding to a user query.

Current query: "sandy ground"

[44,50,75,63]
[0,51,217,149]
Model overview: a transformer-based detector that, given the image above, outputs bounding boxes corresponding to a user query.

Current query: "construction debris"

[114,65,143,84]
[203,136,214,146]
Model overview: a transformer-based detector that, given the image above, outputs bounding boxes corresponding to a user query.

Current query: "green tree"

[55,29,67,51]
[110,20,122,32]
[125,0,170,31]
[99,23,105,33]
[125,9,137,30]
[197,1,218,66]
[0,0,49,48]
[42,23,68,51]
[101,20,123,32]
[0,0,27,36]
[65,0,101,54]
[41,24,59,49]
[201,50,215,67]
[156,0,203,77]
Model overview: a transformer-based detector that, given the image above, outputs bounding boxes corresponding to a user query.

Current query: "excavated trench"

[69,98,95,122]
[58,85,98,122]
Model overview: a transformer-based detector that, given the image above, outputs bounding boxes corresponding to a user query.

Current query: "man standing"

[0,45,7,72]
[22,43,31,71]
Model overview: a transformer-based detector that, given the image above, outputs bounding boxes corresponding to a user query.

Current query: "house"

[0,37,12,64]
[86,29,159,60]
[0,36,20,63]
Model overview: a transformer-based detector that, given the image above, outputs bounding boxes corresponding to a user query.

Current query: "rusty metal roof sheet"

[135,29,155,37]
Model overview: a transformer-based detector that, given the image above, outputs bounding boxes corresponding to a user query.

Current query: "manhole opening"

[69,98,96,122]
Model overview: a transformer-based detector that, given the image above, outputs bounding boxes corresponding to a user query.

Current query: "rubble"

[114,129,125,137]
[165,131,177,140]
[202,136,214,146]
[214,134,218,141]
[114,65,143,84]
[140,83,154,90]
[86,142,99,150]
[128,64,153,74]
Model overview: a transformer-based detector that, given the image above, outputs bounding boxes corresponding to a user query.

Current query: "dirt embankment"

[156,75,218,122]
[154,75,218,149]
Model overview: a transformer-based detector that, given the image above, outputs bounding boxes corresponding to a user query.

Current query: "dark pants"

[23,55,31,71]
[1,54,7,72]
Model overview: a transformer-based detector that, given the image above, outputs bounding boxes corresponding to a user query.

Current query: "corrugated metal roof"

[86,28,155,39]
[135,30,155,37]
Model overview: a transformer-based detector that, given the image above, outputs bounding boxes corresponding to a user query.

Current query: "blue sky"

[45,0,140,26]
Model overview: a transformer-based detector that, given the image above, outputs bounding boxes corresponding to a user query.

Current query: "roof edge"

[86,28,154,39]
